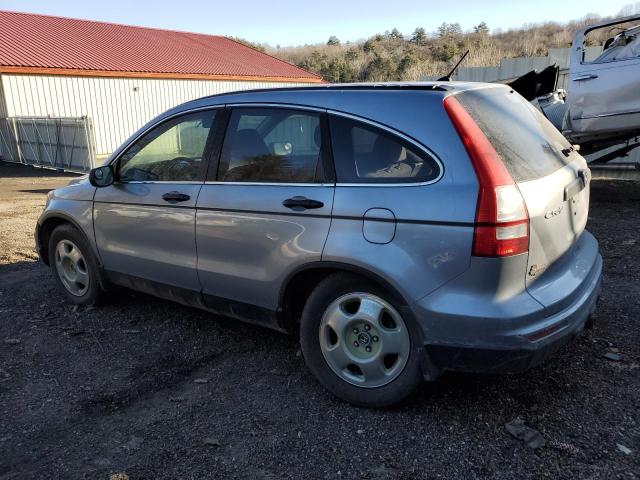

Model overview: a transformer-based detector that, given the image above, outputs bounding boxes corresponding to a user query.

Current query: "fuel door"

[363,208,396,244]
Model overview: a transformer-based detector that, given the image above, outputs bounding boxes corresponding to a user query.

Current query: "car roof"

[173,81,501,112]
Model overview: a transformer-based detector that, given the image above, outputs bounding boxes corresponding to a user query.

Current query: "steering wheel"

[122,167,159,181]
[171,157,193,169]
[162,157,199,180]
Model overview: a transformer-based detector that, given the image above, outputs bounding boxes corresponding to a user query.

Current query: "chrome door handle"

[573,74,598,81]
[162,191,191,203]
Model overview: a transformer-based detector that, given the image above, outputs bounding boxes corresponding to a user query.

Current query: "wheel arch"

[278,261,409,331]
[37,213,99,267]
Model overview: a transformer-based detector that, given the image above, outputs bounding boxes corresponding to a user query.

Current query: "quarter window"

[118,110,216,182]
[218,108,323,183]
[329,115,440,183]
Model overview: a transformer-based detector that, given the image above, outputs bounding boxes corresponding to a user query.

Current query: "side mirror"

[89,165,114,187]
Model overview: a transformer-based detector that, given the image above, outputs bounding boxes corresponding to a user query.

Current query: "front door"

[196,107,334,318]
[94,109,218,291]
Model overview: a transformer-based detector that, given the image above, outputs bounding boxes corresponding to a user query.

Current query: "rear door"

[94,109,218,291]
[455,87,593,309]
[195,106,334,318]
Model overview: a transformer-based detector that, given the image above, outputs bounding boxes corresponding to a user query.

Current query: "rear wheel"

[300,273,422,407]
[48,224,104,306]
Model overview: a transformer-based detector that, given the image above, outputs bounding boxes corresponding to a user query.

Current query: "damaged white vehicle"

[508,15,640,161]
[564,15,640,148]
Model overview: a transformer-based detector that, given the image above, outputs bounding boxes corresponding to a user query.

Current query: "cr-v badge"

[544,205,564,219]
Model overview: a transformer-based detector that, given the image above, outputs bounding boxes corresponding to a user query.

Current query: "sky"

[0,0,636,46]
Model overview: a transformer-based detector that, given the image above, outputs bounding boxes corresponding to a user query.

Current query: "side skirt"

[103,270,285,332]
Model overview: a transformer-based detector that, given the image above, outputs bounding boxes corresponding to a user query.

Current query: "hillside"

[265,8,639,82]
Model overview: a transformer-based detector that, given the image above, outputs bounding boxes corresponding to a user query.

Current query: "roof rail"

[195,82,450,102]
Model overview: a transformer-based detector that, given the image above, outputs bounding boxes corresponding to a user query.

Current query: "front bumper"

[34,222,45,264]
[413,240,603,376]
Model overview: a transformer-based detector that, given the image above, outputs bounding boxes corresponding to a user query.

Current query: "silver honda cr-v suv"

[36,83,602,407]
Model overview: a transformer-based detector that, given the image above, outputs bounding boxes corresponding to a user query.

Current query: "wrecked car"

[509,14,640,160]
[563,15,640,147]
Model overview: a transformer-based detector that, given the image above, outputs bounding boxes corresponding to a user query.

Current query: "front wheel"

[300,273,423,407]
[48,224,105,306]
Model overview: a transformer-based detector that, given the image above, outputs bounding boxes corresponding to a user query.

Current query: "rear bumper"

[412,236,603,375]
[426,264,600,373]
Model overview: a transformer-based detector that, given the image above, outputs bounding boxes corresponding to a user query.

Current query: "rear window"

[456,87,572,182]
[329,115,440,184]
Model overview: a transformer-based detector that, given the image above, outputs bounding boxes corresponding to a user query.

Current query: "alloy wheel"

[54,239,89,297]
[319,292,410,388]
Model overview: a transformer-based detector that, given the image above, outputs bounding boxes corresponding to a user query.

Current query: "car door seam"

[320,182,337,261]
[194,182,206,293]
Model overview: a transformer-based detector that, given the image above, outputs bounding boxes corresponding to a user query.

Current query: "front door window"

[118,110,216,182]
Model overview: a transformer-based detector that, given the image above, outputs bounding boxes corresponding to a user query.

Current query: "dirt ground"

[0,161,638,479]
[0,163,77,266]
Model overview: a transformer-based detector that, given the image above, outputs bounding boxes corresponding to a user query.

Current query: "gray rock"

[505,418,545,449]
[4,338,20,345]
[603,352,622,361]
[617,443,632,455]
[203,437,221,447]
[194,378,209,384]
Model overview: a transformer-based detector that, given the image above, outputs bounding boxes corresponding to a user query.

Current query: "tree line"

[257,12,635,82]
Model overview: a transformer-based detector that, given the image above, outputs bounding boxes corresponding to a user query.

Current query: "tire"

[300,273,423,407]
[48,224,105,306]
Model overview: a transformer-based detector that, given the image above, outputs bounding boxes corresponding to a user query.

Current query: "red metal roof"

[0,10,322,83]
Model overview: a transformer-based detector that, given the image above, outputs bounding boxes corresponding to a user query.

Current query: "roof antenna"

[437,50,469,81]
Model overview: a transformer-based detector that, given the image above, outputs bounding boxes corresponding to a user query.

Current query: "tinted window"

[329,115,440,183]
[218,108,322,183]
[456,88,571,182]
[118,110,216,182]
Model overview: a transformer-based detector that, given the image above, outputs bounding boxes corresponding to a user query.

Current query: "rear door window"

[328,115,440,183]
[218,108,323,183]
[455,87,572,182]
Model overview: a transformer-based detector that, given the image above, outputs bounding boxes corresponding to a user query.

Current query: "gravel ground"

[0,162,639,479]
[0,163,76,266]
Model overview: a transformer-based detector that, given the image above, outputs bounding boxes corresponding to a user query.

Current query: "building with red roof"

[0,11,321,167]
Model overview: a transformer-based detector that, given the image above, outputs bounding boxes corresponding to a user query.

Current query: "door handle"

[162,191,191,203]
[282,196,324,210]
[573,74,598,81]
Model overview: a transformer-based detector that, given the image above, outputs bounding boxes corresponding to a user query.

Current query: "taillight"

[443,95,529,257]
